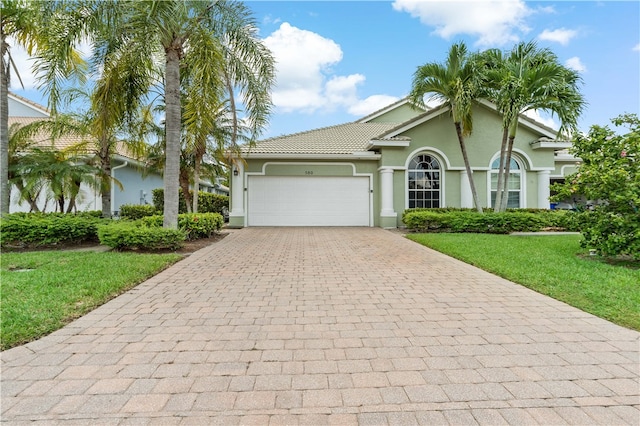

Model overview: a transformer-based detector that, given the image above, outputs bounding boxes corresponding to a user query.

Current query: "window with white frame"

[490,157,522,208]
[408,154,440,208]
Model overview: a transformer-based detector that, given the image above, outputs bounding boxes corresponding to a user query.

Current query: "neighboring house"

[7,92,227,215]
[228,98,579,228]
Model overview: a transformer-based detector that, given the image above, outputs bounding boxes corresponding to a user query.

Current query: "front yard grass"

[1,251,182,350]
[406,233,640,331]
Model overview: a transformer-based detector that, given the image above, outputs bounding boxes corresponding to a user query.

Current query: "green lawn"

[406,233,640,331]
[1,251,182,350]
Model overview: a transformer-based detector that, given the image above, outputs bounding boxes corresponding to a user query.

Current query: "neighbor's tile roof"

[244,122,401,155]
[8,116,139,160]
[8,117,83,151]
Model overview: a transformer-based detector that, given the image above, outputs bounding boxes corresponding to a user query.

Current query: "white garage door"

[247,175,370,226]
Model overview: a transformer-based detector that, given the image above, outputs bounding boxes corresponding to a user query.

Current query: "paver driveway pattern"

[1,228,638,425]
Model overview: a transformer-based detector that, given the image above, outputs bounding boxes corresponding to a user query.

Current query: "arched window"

[490,157,522,208]
[408,154,440,208]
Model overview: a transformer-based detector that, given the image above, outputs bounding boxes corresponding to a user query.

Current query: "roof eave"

[367,139,411,149]
[241,152,381,160]
[530,140,572,150]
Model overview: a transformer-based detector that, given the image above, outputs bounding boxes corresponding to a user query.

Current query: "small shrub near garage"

[141,212,224,240]
[0,213,102,247]
[119,204,157,220]
[402,208,574,234]
[97,222,185,251]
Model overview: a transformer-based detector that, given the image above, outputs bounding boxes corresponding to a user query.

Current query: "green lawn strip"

[406,233,640,331]
[1,251,182,350]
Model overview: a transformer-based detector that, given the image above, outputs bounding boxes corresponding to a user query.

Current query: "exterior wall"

[9,183,99,213]
[380,104,557,226]
[111,163,164,214]
[552,161,580,178]
[8,97,48,118]
[231,104,561,228]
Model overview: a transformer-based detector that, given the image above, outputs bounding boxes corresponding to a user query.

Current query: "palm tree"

[7,122,42,211]
[482,42,585,212]
[11,144,102,213]
[410,42,484,213]
[1,0,89,214]
[7,114,123,212]
[63,85,152,218]
[93,0,274,228]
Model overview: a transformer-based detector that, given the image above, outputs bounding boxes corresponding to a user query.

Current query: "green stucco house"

[229,98,578,228]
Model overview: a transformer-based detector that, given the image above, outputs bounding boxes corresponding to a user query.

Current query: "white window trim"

[487,153,527,209]
[405,150,446,209]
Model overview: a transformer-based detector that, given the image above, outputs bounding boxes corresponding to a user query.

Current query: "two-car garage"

[246,175,371,227]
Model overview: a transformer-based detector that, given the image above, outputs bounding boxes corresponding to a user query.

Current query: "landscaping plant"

[552,114,639,259]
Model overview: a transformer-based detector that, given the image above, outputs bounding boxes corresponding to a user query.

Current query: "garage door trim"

[245,162,373,227]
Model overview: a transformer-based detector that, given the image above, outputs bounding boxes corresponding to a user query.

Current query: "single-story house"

[228,98,579,228]
[7,92,228,215]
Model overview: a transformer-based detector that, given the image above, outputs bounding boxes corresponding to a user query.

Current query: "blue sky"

[11,0,640,139]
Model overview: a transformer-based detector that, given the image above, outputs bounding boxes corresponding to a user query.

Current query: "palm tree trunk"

[499,136,516,212]
[163,45,182,229]
[1,32,10,215]
[493,127,509,211]
[99,141,112,218]
[192,152,202,214]
[179,168,192,213]
[12,181,40,212]
[454,122,482,213]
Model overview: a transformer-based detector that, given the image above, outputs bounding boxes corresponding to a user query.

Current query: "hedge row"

[97,223,185,251]
[119,204,157,220]
[402,209,578,234]
[141,213,224,240]
[152,189,228,215]
[0,213,103,247]
[1,211,223,251]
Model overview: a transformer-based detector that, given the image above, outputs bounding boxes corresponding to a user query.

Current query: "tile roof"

[8,116,139,160]
[244,122,400,155]
[8,117,83,151]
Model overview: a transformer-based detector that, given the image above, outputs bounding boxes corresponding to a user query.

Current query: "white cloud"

[538,28,577,45]
[348,95,401,116]
[565,56,587,73]
[263,22,395,116]
[325,74,365,108]
[263,23,342,112]
[392,0,531,46]
[524,109,558,130]
[633,43,640,52]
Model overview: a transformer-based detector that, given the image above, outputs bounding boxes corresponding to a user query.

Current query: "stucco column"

[379,167,397,228]
[229,162,245,227]
[537,170,551,209]
[460,170,473,208]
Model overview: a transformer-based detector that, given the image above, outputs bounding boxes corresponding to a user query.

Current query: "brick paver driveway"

[2,228,638,425]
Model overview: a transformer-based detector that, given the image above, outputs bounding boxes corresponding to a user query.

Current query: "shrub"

[152,188,229,215]
[551,114,639,259]
[120,204,157,220]
[141,212,223,240]
[97,223,185,251]
[0,213,102,247]
[403,209,563,234]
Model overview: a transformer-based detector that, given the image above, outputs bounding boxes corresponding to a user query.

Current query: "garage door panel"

[248,176,370,226]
